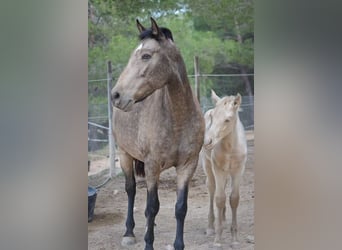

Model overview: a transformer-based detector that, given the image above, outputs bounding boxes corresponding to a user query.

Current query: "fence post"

[107,61,116,177]
[194,56,200,103]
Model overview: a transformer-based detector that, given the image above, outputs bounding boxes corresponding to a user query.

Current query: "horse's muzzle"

[203,139,214,150]
[111,91,134,112]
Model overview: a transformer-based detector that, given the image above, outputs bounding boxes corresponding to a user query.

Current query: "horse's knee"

[229,193,239,208]
[206,178,215,191]
[125,178,136,196]
[146,186,160,218]
[215,195,226,209]
[175,186,189,220]
[175,201,187,220]
[149,201,160,217]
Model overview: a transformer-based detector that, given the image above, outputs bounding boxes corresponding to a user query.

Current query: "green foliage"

[88,0,254,110]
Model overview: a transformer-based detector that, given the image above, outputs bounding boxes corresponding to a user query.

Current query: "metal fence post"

[194,56,200,103]
[107,61,116,177]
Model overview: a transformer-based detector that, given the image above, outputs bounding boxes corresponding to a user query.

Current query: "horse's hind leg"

[118,149,137,246]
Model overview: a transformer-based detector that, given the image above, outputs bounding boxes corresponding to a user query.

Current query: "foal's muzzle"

[203,138,214,150]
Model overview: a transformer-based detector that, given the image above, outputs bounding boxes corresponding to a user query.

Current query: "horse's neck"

[164,76,195,116]
[164,52,196,114]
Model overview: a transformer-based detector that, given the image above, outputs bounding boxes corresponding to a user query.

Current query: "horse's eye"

[225,119,230,123]
[142,54,151,60]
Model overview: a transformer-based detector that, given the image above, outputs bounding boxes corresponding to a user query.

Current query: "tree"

[185,0,254,96]
[88,0,254,112]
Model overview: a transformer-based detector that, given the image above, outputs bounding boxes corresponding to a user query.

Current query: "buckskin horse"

[111,18,204,250]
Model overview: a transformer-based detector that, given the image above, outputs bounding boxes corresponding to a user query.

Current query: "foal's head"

[204,90,242,149]
[111,18,182,111]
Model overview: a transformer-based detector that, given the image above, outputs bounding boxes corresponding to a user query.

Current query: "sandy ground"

[88,134,254,250]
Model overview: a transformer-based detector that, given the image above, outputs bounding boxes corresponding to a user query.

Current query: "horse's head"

[203,90,242,149]
[111,18,179,111]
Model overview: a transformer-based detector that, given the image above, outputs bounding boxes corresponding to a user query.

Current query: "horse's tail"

[134,159,145,177]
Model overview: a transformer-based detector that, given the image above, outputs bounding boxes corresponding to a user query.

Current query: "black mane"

[139,27,174,42]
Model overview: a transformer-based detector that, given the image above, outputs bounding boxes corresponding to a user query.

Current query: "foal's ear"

[211,89,220,105]
[234,93,242,108]
[150,17,161,37]
[136,19,146,33]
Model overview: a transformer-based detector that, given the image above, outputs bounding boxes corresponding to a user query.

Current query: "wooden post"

[194,56,200,103]
[107,61,116,177]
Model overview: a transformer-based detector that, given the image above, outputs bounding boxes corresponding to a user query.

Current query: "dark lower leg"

[144,185,159,250]
[124,174,136,237]
[174,184,189,250]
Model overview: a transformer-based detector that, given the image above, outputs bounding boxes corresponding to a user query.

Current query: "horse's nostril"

[112,92,120,100]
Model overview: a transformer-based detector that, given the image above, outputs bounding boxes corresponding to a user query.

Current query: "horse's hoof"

[231,241,239,249]
[213,242,223,250]
[246,235,254,244]
[213,240,222,246]
[165,244,175,250]
[121,236,136,246]
[206,228,215,236]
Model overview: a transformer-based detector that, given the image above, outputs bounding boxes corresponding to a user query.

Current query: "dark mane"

[139,27,174,42]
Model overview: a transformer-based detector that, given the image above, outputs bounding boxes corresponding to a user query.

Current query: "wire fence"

[88,74,254,183]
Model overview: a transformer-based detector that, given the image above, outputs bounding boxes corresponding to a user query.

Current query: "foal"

[200,90,247,247]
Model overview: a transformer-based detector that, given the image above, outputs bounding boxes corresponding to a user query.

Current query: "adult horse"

[200,90,247,248]
[111,18,204,250]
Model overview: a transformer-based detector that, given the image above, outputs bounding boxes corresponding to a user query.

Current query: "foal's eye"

[141,54,152,60]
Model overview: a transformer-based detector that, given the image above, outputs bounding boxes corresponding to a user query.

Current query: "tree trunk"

[235,17,254,127]
[234,17,253,97]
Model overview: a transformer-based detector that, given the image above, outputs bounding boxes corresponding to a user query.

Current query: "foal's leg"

[173,162,197,250]
[230,170,243,246]
[119,150,137,246]
[202,156,215,235]
[143,168,160,250]
[212,166,229,246]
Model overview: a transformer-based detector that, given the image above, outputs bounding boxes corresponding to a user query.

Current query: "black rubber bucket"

[88,186,97,222]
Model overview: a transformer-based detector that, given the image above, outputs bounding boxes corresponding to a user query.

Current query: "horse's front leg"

[173,162,197,250]
[212,166,229,247]
[144,170,160,250]
[119,150,137,246]
[230,166,244,247]
[202,154,216,236]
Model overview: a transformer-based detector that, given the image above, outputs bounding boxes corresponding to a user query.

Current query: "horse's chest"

[212,147,244,171]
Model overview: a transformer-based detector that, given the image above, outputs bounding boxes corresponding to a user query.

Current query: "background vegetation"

[88,0,254,108]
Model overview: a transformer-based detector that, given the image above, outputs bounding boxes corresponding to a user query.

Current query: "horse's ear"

[234,93,242,107]
[211,89,220,105]
[150,17,161,37]
[136,19,146,34]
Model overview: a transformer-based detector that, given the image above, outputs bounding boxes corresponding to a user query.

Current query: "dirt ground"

[88,136,254,250]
